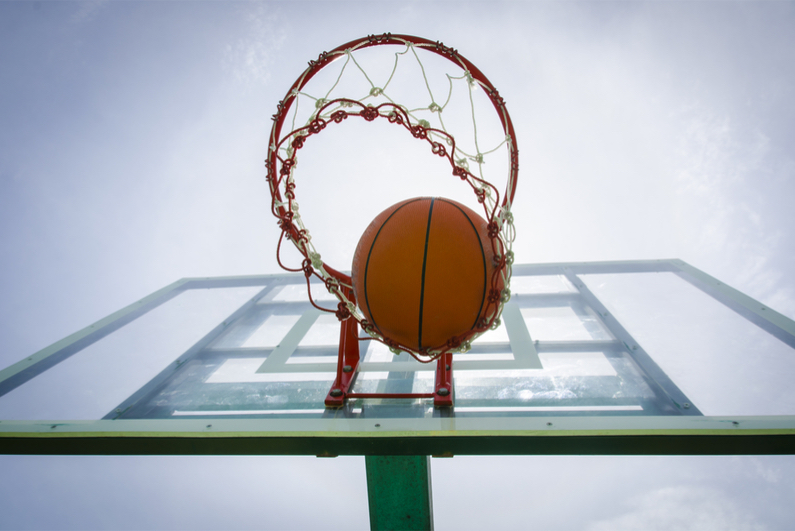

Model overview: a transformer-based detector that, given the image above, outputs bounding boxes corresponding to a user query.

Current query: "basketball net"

[266,34,518,362]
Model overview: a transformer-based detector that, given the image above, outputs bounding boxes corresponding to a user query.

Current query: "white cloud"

[69,0,107,25]
[588,486,765,531]
[223,4,287,86]
[673,110,795,318]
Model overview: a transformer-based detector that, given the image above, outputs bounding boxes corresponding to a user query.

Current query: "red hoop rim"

[266,33,519,288]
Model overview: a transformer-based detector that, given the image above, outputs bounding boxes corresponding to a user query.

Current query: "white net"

[267,34,517,361]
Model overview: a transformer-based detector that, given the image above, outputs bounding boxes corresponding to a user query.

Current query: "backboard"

[1,259,794,456]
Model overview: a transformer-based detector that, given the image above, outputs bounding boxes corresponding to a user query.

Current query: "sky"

[1,1,795,529]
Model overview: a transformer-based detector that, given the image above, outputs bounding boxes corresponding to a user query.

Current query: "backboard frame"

[1,259,794,456]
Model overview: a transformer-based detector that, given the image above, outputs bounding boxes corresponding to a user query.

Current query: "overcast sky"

[1,1,795,529]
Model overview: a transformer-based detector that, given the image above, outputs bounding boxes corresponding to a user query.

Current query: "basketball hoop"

[266,34,518,363]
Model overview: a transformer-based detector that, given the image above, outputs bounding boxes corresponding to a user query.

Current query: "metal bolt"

[546,422,552,426]
[330,389,343,397]
[206,424,212,428]
[437,387,449,396]
[732,421,739,426]
[51,425,57,429]
[683,403,690,409]
[342,365,352,373]
[375,424,381,428]
[446,365,451,371]
[632,345,638,350]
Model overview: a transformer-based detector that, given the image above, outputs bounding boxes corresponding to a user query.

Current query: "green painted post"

[365,455,434,530]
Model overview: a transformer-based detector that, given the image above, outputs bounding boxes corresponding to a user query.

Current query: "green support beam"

[365,455,433,530]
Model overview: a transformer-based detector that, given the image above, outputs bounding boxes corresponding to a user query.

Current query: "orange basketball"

[352,197,498,352]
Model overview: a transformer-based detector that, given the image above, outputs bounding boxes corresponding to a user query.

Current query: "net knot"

[335,301,351,321]
[453,166,468,180]
[431,142,447,157]
[295,228,309,244]
[490,318,501,330]
[308,252,323,269]
[428,102,441,113]
[291,135,305,150]
[279,159,294,178]
[284,181,296,200]
[488,288,501,304]
[501,288,511,303]
[323,276,339,292]
[361,320,377,337]
[301,258,314,277]
[411,124,428,139]
[445,335,464,350]
[360,106,379,121]
[487,221,500,237]
[330,110,348,123]
[278,213,295,232]
[308,117,327,134]
[370,87,383,97]
[315,98,327,109]
[387,111,405,125]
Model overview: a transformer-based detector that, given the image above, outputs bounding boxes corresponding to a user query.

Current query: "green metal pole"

[365,455,433,530]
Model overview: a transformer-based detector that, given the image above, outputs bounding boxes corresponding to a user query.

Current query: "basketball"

[352,197,499,352]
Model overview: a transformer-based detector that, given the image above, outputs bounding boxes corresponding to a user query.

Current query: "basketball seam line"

[438,198,488,332]
[418,198,436,350]
[363,197,425,342]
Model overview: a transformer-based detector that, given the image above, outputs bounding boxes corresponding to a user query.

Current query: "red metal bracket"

[433,352,454,407]
[325,288,361,407]
[325,289,455,407]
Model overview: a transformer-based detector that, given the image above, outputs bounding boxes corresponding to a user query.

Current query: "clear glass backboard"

[1,260,793,456]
